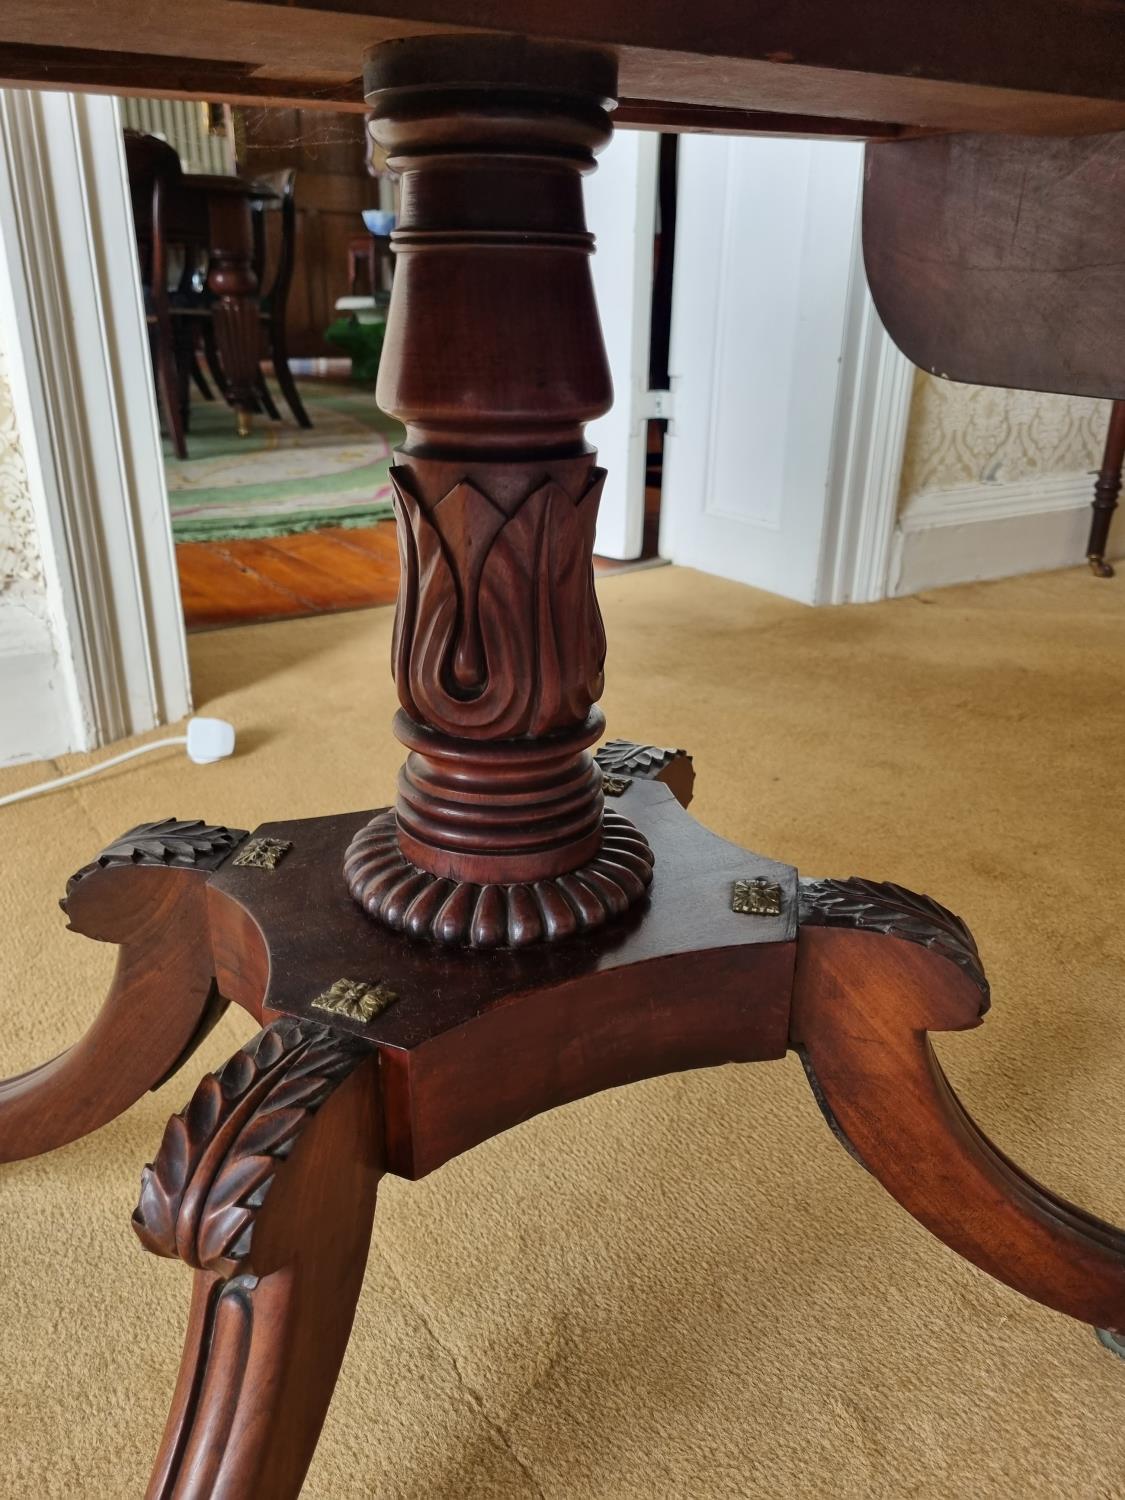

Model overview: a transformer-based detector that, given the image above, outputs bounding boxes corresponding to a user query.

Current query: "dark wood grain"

[8,13,1125,1493]
[344,792,656,948]
[139,1020,382,1500]
[208,778,798,1177]
[0,822,246,1163]
[5,3,1125,134]
[792,905,1125,1334]
[863,131,1125,400]
[349,37,658,923]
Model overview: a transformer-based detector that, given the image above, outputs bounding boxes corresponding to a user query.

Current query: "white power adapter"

[185,717,237,764]
[0,717,238,807]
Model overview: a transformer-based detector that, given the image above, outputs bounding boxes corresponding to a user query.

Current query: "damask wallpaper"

[0,337,44,596]
[898,371,1112,503]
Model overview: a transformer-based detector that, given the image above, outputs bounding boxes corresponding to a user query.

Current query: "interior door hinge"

[640,389,674,420]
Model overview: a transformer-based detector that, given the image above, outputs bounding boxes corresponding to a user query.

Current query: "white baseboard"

[0,596,80,765]
[888,471,1115,596]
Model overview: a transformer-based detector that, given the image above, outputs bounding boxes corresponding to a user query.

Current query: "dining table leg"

[205,190,262,438]
[1088,398,1125,577]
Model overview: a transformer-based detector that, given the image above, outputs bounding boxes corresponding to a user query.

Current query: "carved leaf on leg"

[594,740,695,808]
[133,1019,370,1275]
[140,1019,382,1500]
[391,467,607,738]
[65,818,247,900]
[798,876,990,1010]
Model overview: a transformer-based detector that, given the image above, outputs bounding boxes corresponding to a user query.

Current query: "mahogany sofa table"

[2,9,1125,1496]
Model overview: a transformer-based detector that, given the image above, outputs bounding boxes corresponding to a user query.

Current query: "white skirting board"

[888,471,1113,596]
[0,595,77,765]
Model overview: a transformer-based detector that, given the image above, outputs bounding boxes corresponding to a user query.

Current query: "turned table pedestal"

[2,22,1125,1498]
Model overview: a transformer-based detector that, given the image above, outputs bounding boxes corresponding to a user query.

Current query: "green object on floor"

[324,314,387,383]
[165,379,403,543]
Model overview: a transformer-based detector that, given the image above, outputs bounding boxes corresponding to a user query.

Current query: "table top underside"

[3,1,1125,138]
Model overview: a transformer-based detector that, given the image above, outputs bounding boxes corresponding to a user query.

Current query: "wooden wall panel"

[236,106,380,356]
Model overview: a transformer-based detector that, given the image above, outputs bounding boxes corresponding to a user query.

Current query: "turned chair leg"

[155,315,189,460]
[792,881,1125,1336]
[0,820,247,1164]
[271,326,312,429]
[189,347,215,403]
[256,369,283,422]
[201,324,230,403]
[1087,398,1125,577]
[134,1020,383,1500]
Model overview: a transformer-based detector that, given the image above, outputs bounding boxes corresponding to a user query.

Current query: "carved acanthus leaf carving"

[595,740,690,779]
[66,818,248,898]
[799,877,990,1010]
[594,739,695,809]
[132,1019,369,1274]
[391,468,607,739]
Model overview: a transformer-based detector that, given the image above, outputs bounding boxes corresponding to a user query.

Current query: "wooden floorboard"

[177,523,400,630]
[177,509,662,632]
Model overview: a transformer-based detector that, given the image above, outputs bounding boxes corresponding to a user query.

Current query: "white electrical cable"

[0,718,237,808]
[0,739,187,808]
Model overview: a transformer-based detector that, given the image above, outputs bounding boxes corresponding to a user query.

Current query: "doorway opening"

[640,132,679,565]
[124,99,671,630]
[122,97,405,630]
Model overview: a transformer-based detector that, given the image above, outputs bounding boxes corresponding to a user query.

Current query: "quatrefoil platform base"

[2,744,1124,1497]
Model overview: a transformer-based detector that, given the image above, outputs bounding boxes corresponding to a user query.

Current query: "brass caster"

[236,409,253,439]
[1087,554,1115,578]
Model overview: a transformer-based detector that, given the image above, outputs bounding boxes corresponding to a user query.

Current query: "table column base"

[344,803,654,947]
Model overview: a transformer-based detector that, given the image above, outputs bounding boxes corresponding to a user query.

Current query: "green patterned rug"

[165,380,403,542]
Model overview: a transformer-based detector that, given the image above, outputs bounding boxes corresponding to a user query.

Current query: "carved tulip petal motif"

[391,468,608,739]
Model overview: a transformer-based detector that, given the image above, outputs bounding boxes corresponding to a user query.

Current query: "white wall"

[0,88,191,767]
[0,328,86,764]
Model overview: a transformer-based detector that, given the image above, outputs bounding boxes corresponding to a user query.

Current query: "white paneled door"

[660,134,912,604]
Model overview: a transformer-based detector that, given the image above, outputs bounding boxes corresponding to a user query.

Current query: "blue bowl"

[362,209,396,236]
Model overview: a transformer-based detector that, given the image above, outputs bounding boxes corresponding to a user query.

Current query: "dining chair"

[251,169,312,428]
[1087,399,1125,576]
[124,129,191,459]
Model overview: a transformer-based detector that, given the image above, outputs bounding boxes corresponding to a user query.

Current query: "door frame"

[586,127,660,560]
[0,87,190,754]
[817,197,915,605]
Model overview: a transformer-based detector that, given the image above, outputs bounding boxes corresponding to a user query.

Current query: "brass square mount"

[311,978,398,1024]
[232,837,293,871]
[732,877,783,917]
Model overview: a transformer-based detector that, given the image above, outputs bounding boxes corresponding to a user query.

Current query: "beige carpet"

[1,563,1124,1499]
